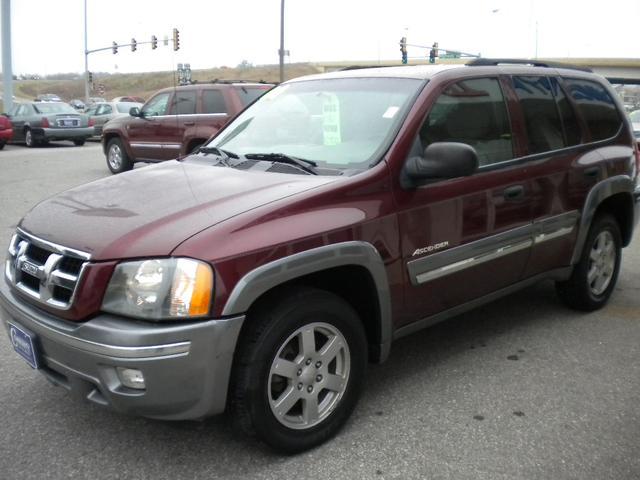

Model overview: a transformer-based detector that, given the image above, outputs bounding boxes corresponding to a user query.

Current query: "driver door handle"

[503,185,525,201]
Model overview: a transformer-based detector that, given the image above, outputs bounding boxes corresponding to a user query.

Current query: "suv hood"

[19,160,338,260]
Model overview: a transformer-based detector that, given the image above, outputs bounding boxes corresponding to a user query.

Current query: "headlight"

[102,258,213,320]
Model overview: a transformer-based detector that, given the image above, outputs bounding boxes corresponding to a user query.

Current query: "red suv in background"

[102,81,273,173]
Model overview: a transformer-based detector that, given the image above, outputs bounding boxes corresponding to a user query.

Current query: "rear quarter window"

[564,78,622,141]
[202,90,227,114]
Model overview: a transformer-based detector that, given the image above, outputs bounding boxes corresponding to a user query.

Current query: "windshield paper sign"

[322,93,342,146]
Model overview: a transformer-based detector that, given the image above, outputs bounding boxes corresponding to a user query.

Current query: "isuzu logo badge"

[20,261,39,276]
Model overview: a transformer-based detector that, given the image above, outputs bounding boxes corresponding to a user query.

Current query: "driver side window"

[419,77,513,166]
[142,93,171,117]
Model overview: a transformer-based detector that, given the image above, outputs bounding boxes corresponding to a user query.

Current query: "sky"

[1,0,639,76]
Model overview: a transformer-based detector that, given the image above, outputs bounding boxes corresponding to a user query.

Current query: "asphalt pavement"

[0,142,639,479]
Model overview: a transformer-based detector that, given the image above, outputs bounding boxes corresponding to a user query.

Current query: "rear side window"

[420,77,513,166]
[202,90,227,114]
[172,91,197,115]
[564,78,622,141]
[513,76,564,154]
[550,78,581,146]
[235,87,269,107]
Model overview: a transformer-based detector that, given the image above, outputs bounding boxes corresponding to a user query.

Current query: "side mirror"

[129,106,142,117]
[401,142,478,189]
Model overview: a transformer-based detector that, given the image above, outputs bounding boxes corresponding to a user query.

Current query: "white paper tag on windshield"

[322,94,342,146]
[383,106,400,119]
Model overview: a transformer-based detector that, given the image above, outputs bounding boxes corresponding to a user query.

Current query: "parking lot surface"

[0,143,639,479]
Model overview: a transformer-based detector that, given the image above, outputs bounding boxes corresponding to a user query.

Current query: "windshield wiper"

[244,152,318,175]
[197,146,239,166]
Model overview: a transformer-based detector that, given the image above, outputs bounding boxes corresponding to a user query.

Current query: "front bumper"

[33,127,94,141]
[0,278,244,420]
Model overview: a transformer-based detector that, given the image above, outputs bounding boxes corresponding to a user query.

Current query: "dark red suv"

[102,82,273,173]
[2,60,639,453]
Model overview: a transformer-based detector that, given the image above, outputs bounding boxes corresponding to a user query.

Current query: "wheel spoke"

[319,335,342,364]
[589,248,600,262]
[303,395,319,424]
[273,386,300,417]
[322,373,345,393]
[593,271,608,293]
[587,264,599,283]
[272,358,299,380]
[299,327,316,358]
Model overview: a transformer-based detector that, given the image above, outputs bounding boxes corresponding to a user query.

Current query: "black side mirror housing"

[129,106,141,117]
[401,142,478,189]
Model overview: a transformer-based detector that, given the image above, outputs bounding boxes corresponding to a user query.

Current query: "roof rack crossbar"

[466,58,592,73]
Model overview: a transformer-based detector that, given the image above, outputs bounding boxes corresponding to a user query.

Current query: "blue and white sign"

[8,323,39,369]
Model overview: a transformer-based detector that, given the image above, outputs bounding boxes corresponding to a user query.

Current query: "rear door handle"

[503,185,525,201]
[584,167,599,178]
[183,121,195,126]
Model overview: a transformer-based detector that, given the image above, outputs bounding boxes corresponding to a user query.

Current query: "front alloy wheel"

[231,287,367,453]
[24,129,36,148]
[106,138,133,174]
[268,322,350,430]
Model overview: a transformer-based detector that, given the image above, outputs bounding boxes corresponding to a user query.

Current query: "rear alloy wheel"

[24,129,37,148]
[556,213,621,311]
[231,288,367,453]
[106,138,133,174]
[73,139,86,146]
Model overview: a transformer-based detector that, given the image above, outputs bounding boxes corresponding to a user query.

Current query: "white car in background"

[85,101,142,137]
[629,109,640,139]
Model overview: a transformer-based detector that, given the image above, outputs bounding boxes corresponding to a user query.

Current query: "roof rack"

[466,58,592,73]
[339,65,397,71]
[207,79,271,84]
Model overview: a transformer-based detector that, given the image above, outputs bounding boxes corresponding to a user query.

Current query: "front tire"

[231,287,367,453]
[556,213,621,311]
[106,138,133,174]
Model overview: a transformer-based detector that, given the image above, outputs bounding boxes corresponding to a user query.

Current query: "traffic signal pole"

[83,0,89,103]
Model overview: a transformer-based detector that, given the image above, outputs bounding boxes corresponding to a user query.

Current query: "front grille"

[5,230,90,309]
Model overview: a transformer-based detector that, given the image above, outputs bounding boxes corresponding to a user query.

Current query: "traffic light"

[112,41,118,54]
[87,71,93,83]
[429,42,438,64]
[131,38,137,52]
[151,35,158,50]
[399,37,407,65]
[172,28,180,51]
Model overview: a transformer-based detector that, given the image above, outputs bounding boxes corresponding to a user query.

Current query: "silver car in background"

[86,101,142,137]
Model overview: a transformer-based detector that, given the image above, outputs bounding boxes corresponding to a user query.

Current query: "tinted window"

[564,78,622,141]
[202,90,227,114]
[420,77,513,166]
[142,92,171,116]
[235,87,270,107]
[513,76,564,154]
[172,91,196,115]
[550,78,581,146]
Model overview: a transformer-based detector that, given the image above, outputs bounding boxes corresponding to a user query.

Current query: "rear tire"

[556,213,621,311]
[230,287,367,453]
[106,138,133,174]
[73,139,86,146]
[0,141,5,150]
[24,128,37,148]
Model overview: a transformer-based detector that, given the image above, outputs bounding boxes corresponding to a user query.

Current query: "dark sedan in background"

[7,102,94,147]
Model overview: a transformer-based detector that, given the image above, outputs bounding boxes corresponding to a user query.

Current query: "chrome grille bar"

[5,230,90,310]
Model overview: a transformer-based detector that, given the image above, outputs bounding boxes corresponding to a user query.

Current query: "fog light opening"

[117,367,146,390]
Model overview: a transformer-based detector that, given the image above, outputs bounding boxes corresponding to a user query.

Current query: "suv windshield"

[209,77,422,169]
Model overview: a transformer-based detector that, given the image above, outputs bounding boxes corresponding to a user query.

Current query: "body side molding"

[221,241,393,363]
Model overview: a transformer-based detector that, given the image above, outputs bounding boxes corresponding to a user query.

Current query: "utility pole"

[1,0,14,112]
[279,0,285,83]
[83,0,89,103]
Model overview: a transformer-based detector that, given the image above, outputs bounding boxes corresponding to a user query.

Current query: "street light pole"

[279,0,285,83]
[1,0,14,113]
[83,0,89,103]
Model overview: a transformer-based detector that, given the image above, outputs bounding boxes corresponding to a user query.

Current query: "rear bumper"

[0,277,244,420]
[33,127,94,141]
[0,129,12,141]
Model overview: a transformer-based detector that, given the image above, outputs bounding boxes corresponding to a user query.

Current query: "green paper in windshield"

[322,93,342,146]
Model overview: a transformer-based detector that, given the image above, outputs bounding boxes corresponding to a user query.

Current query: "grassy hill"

[6,63,322,107]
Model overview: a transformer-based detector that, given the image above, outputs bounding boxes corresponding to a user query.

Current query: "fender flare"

[571,175,635,264]
[221,241,393,363]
